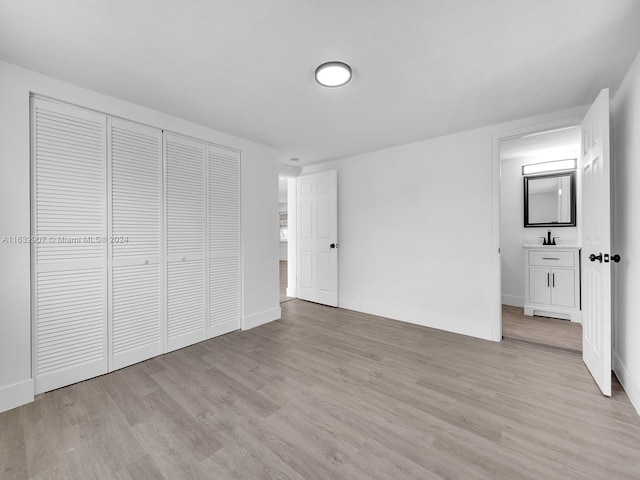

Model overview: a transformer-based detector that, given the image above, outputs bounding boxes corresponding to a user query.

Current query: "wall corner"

[0,378,34,414]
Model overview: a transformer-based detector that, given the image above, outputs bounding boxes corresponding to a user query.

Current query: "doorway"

[499,125,583,352]
[279,173,296,303]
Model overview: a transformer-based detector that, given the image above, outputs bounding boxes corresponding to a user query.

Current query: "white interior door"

[165,133,206,352]
[296,170,338,307]
[109,119,163,370]
[207,145,241,337]
[581,88,612,396]
[32,98,108,394]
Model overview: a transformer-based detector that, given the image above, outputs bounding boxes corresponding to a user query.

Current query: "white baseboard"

[243,306,281,330]
[613,351,640,417]
[286,287,296,297]
[0,378,34,413]
[502,294,524,308]
[339,296,495,341]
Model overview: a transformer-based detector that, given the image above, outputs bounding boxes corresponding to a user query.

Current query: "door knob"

[589,253,603,263]
[611,254,621,263]
[330,243,337,249]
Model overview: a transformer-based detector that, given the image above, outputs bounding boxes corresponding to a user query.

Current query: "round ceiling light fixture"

[315,61,352,87]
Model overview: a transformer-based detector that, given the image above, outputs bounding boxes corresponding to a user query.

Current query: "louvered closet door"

[32,98,108,394]
[110,119,163,370]
[165,133,206,351]
[208,145,241,337]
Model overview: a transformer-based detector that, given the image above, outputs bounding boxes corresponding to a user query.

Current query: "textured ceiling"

[1,0,639,165]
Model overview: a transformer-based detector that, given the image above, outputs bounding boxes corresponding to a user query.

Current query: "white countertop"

[522,244,581,249]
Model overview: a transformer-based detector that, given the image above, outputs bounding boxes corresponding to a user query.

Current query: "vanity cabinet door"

[529,266,551,305]
[550,268,575,308]
[524,248,580,321]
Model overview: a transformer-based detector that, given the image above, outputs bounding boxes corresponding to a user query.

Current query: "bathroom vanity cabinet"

[523,246,581,322]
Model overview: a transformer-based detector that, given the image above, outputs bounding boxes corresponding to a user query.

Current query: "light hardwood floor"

[1,300,639,480]
[502,305,583,352]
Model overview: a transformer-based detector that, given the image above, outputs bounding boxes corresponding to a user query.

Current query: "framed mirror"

[524,171,576,227]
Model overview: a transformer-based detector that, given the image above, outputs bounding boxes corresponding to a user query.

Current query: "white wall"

[612,48,640,415]
[500,157,579,307]
[0,60,280,413]
[302,106,587,342]
[279,202,288,261]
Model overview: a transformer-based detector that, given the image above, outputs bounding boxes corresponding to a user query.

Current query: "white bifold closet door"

[109,119,163,369]
[32,98,108,394]
[207,145,241,337]
[32,99,242,393]
[165,133,207,352]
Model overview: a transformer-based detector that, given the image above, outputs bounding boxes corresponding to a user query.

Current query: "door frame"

[286,176,297,298]
[491,111,588,341]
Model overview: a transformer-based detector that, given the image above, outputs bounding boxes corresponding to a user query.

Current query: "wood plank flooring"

[280,260,294,303]
[1,299,639,480]
[502,305,583,352]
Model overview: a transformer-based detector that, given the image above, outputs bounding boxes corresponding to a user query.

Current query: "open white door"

[581,88,612,396]
[296,170,338,306]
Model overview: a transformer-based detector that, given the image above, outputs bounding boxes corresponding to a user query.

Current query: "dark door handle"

[552,273,555,288]
[330,243,337,249]
[589,253,603,263]
[611,254,621,263]
[547,272,550,287]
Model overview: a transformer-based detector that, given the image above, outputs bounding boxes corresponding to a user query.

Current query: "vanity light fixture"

[522,158,577,176]
[315,61,352,87]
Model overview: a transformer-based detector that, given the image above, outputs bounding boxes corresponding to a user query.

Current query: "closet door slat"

[110,119,163,369]
[32,98,108,394]
[165,133,206,351]
[208,146,241,337]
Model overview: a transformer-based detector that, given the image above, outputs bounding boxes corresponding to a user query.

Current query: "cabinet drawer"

[529,250,575,267]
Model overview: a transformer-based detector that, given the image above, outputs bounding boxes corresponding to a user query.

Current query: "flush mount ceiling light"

[315,61,352,87]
